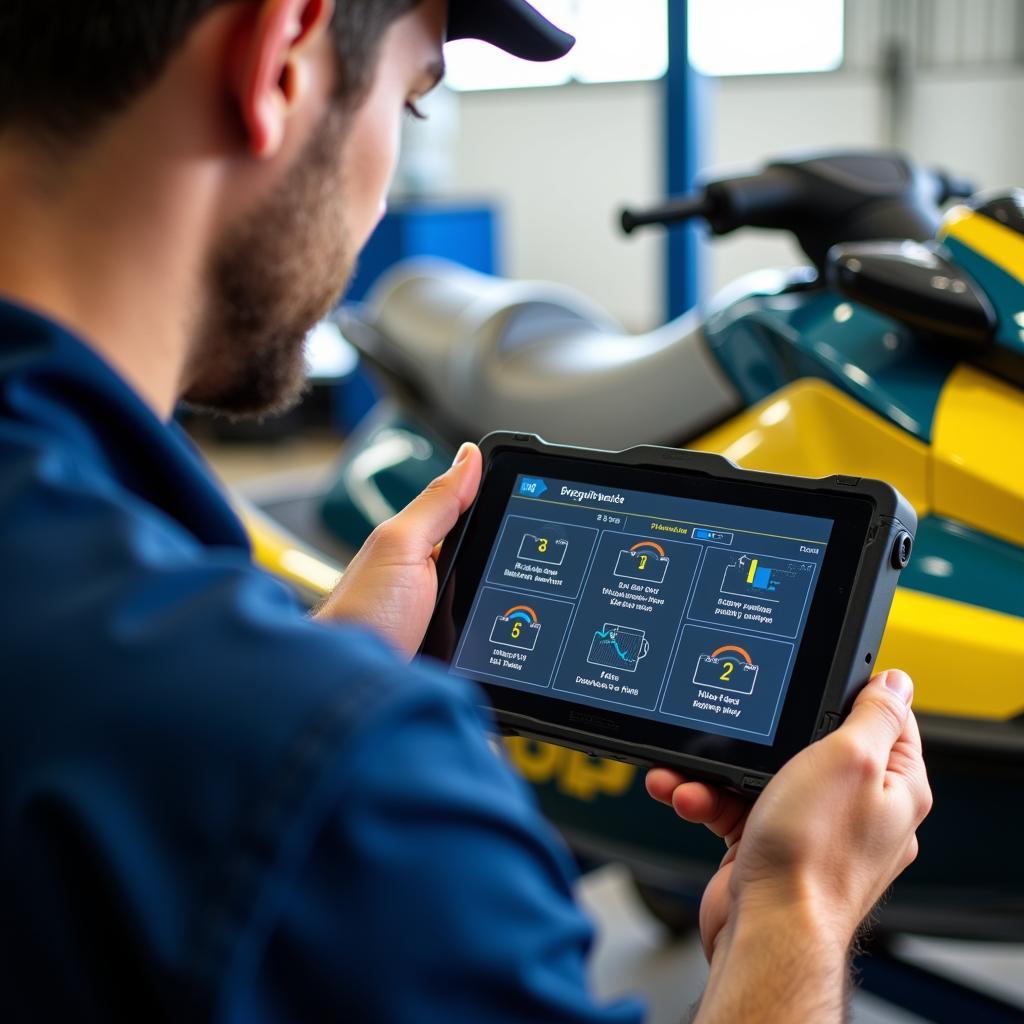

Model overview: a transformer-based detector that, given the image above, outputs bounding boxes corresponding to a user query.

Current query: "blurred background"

[396,0,1022,327]
[190,0,1024,448]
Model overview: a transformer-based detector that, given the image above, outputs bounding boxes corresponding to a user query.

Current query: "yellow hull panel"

[880,589,1024,719]
[235,495,342,600]
[940,205,1024,284]
[691,379,931,515]
[932,365,1024,548]
[691,377,1024,722]
[242,374,1024,725]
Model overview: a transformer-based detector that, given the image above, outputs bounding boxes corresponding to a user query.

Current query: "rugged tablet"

[422,433,916,795]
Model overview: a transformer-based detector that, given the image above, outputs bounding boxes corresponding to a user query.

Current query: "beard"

[183,105,354,418]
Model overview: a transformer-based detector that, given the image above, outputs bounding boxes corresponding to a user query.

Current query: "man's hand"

[315,443,482,658]
[647,670,932,1023]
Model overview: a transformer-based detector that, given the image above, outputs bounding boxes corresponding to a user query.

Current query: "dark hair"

[0,0,422,144]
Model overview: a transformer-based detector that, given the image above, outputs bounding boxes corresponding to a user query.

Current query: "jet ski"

[245,152,1024,945]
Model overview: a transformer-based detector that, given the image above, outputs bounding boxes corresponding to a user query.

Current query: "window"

[444,0,669,92]
[443,0,845,92]
[688,0,845,77]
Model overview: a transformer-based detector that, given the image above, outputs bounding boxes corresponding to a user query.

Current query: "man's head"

[181,0,449,416]
[0,0,448,416]
[0,1,571,419]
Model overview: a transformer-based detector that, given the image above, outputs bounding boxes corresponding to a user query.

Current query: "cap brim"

[447,0,576,62]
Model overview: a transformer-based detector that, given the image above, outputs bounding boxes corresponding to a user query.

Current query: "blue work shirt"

[0,299,645,1024]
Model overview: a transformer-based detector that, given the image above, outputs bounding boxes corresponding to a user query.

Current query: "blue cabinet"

[344,201,501,302]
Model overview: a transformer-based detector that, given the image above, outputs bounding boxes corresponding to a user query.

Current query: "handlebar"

[619,152,978,272]
[621,196,715,235]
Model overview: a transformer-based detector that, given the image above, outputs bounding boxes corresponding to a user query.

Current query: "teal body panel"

[944,236,1024,354]
[312,272,1024,937]
[320,405,455,551]
[900,516,1024,620]
[704,282,956,442]
[497,264,1024,938]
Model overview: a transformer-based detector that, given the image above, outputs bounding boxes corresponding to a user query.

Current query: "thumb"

[378,443,482,560]
[835,669,914,766]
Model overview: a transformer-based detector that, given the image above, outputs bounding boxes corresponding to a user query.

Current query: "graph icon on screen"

[490,605,542,651]
[587,624,650,673]
[614,540,670,584]
[518,532,568,565]
[721,554,814,605]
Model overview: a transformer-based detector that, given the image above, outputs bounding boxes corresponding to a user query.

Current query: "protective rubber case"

[427,432,917,795]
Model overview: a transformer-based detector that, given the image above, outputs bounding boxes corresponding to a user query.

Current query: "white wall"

[453,81,664,331]
[908,70,1024,192]
[448,66,1023,331]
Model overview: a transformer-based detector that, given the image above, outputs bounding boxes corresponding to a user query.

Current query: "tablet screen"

[449,472,834,746]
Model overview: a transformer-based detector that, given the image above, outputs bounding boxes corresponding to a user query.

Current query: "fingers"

[887,708,933,822]
[897,699,924,756]
[646,769,742,825]
[371,443,482,562]
[646,769,749,844]
[646,767,685,804]
[835,669,914,770]
[829,670,931,825]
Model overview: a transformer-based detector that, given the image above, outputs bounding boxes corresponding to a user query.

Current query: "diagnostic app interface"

[452,474,834,745]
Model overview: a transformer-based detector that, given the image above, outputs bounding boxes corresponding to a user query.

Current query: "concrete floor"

[576,864,1024,1023]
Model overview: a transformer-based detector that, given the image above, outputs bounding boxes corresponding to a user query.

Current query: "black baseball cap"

[448,0,576,62]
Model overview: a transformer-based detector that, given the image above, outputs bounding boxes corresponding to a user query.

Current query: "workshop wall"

[453,81,663,333]
[452,66,1023,331]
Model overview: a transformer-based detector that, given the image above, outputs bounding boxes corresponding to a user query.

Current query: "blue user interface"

[452,475,834,745]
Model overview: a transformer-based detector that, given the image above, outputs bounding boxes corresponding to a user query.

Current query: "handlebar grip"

[620,195,714,235]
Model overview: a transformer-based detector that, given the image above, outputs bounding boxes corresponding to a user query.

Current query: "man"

[0,1,931,1021]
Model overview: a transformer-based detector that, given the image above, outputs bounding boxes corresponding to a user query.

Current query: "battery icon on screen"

[693,528,733,544]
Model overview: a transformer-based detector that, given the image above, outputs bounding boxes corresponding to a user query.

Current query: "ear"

[230,0,336,158]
